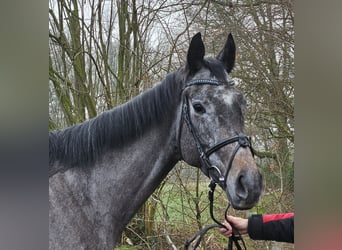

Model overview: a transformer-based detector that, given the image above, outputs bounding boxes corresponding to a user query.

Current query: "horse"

[49,32,263,249]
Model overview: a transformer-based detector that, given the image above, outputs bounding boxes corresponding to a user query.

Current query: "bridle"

[180,79,254,187]
[180,79,254,249]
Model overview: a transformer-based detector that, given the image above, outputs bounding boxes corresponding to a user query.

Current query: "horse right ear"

[186,32,205,73]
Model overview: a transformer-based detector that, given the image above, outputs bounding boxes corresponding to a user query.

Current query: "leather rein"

[180,79,254,250]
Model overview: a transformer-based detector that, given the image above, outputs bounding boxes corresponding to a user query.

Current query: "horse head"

[179,32,262,210]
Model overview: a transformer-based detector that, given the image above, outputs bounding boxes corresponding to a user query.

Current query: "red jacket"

[248,213,294,243]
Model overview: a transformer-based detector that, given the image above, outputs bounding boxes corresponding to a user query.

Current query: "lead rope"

[184,181,247,250]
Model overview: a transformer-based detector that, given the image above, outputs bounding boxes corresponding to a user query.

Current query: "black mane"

[49,71,183,169]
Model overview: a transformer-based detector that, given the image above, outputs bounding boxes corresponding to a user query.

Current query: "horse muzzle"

[226,168,263,210]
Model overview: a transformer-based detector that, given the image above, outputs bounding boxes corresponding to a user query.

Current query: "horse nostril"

[236,173,248,200]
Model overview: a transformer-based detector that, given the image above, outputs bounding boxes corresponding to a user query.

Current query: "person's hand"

[219,215,248,237]
[219,219,233,237]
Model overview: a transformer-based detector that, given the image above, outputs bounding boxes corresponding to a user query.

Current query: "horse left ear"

[187,32,205,73]
[217,33,236,73]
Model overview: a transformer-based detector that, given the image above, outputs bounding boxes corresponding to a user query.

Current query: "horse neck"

[77,109,180,243]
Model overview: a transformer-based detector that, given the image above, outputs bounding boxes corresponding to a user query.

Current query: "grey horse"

[49,32,263,249]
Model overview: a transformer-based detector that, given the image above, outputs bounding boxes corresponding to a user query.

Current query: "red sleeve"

[262,213,295,223]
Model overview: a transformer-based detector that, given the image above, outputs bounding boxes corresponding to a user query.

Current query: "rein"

[184,181,247,250]
[181,79,254,249]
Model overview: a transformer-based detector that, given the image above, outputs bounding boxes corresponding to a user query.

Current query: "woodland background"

[49,0,294,249]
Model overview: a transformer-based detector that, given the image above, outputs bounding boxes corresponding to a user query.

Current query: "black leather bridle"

[181,79,254,250]
[181,79,254,187]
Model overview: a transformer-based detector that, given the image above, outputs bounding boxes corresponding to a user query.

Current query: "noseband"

[181,79,254,250]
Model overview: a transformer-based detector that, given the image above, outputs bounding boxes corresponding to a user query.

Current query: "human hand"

[218,215,248,237]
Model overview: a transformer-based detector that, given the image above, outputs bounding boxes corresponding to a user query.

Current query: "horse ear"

[217,33,236,73]
[187,32,205,73]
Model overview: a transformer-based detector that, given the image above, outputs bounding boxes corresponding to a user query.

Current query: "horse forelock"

[203,57,230,83]
[49,71,183,169]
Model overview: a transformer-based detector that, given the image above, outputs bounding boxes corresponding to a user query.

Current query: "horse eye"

[193,103,206,113]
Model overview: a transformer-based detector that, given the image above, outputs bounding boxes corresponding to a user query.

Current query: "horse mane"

[49,71,184,169]
[49,57,228,171]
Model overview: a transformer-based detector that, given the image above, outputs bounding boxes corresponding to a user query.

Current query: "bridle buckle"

[238,134,250,147]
